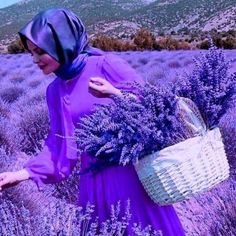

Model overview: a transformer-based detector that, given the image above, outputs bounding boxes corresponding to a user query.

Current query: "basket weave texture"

[134,128,229,205]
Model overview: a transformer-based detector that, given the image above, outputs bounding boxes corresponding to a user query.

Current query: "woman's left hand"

[88,77,122,98]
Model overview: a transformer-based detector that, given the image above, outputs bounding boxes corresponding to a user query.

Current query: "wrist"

[15,169,30,181]
[112,88,122,96]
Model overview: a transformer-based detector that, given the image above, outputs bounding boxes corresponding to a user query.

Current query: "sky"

[0,0,22,9]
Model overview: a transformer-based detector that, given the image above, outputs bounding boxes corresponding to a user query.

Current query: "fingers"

[0,173,12,190]
[89,77,108,90]
[0,174,9,188]
[0,172,21,194]
[0,173,6,179]
[89,81,102,91]
[0,178,10,188]
[88,87,106,98]
[0,173,7,186]
[89,77,113,98]
[90,77,106,84]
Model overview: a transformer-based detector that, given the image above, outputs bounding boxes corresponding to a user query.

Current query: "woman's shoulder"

[101,53,138,77]
[97,53,132,75]
[103,53,128,65]
[88,53,128,67]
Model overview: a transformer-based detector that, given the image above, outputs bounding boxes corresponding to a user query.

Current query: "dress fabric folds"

[24,54,185,236]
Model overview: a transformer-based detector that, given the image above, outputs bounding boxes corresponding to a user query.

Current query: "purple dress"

[24,54,185,236]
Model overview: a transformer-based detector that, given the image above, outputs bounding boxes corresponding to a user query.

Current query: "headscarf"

[18,8,103,80]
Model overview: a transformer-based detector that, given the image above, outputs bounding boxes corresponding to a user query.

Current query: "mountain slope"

[127,0,236,33]
[0,0,146,41]
[0,0,236,42]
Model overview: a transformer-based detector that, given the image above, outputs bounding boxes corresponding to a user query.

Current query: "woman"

[0,8,185,235]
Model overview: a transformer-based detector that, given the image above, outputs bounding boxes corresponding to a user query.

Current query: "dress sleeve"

[23,79,78,190]
[101,54,144,92]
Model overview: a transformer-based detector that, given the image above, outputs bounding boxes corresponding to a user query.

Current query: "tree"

[133,28,156,50]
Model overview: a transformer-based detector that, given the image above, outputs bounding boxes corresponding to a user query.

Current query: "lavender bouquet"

[76,84,194,166]
[76,44,233,167]
[174,44,236,128]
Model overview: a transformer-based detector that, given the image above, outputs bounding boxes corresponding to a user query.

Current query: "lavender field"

[1,49,236,235]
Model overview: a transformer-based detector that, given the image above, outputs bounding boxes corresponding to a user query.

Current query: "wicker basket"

[134,128,230,205]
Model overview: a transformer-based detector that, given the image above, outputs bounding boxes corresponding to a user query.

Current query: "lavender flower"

[0,199,27,236]
[174,44,236,128]
[12,101,49,155]
[0,116,20,155]
[76,83,192,166]
[0,85,25,104]
[132,223,163,236]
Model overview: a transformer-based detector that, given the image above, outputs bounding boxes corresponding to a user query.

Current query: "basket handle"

[175,96,207,137]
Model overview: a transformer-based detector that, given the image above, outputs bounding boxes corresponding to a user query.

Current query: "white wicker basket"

[134,128,230,205]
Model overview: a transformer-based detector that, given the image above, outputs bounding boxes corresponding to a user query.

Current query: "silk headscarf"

[18,8,103,80]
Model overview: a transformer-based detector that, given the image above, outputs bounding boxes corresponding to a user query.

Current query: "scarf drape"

[19,8,103,80]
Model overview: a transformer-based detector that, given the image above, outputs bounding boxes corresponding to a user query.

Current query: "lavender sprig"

[174,44,236,128]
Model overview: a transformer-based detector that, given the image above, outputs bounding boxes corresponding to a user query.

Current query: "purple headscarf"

[18,8,103,80]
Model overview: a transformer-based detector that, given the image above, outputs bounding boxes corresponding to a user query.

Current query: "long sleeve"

[23,79,78,190]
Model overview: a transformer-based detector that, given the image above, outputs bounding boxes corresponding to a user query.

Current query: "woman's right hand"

[0,169,30,192]
[89,77,122,98]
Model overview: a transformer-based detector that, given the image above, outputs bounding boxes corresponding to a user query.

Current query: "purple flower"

[174,45,236,128]
[76,83,192,166]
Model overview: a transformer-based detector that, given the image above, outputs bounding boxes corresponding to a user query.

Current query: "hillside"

[0,0,145,42]
[128,0,236,34]
[0,0,236,43]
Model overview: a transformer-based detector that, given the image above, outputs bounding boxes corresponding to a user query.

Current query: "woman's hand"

[0,169,30,192]
[88,77,122,98]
